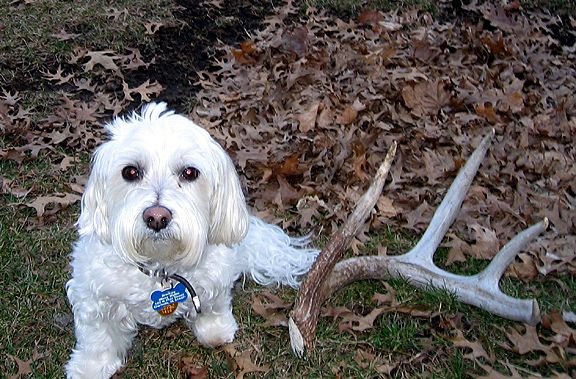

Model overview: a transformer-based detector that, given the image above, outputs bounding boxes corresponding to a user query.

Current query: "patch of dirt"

[132,0,275,110]
[0,0,274,111]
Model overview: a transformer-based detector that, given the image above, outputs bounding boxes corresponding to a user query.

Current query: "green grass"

[0,0,175,120]
[0,0,175,73]
[1,155,572,377]
[0,209,76,376]
[0,152,80,376]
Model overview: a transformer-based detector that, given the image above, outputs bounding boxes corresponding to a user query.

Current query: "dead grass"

[0,0,174,69]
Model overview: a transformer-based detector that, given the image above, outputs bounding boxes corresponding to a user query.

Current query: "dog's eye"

[181,166,199,181]
[121,166,141,182]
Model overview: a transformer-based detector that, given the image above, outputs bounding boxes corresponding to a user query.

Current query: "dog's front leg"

[66,304,137,379]
[186,289,238,348]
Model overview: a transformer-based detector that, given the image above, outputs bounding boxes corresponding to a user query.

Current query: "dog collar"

[136,264,201,314]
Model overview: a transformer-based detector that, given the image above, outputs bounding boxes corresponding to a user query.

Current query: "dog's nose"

[143,206,172,232]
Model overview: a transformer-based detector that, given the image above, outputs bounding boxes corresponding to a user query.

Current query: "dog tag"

[150,282,188,317]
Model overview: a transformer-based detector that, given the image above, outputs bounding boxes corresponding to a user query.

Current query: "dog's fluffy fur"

[65,102,318,378]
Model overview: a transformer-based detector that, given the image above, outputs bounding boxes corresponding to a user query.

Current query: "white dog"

[65,102,318,378]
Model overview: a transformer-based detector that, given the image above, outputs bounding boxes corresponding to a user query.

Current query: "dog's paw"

[190,311,238,348]
[65,350,123,379]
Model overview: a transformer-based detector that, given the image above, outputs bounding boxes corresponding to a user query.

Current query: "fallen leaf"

[357,9,384,26]
[275,153,306,177]
[82,50,121,73]
[481,34,510,56]
[401,79,450,117]
[8,355,32,379]
[501,324,561,363]
[449,329,494,362]
[541,310,576,341]
[8,348,44,379]
[352,141,369,181]
[26,193,81,218]
[376,195,399,218]
[469,224,499,260]
[509,253,539,282]
[475,102,501,123]
[144,21,163,35]
[274,175,302,207]
[443,233,470,265]
[1,177,31,198]
[251,290,291,327]
[42,65,74,84]
[371,282,398,306]
[123,80,164,102]
[483,5,518,32]
[105,7,128,20]
[232,40,258,64]
[297,101,320,132]
[404,201,433,231]
[337,98,365,125]
[222,344,270,379]
[280,26,309,57]
[337,105,358,125]
[337,307,387,333]
[179,356,208,379]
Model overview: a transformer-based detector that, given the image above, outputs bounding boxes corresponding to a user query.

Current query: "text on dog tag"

[150,282,188,316]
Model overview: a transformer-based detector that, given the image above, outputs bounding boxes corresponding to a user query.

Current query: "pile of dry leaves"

[192,0,575,282]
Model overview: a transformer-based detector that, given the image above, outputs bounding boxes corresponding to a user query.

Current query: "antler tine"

[401,129,495,264]
[289,142,398,358]
[479,218,549,284]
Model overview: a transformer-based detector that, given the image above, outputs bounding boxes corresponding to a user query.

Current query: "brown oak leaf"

[179,356,208,379]
[401,79,450,117]
[222,344,270,379]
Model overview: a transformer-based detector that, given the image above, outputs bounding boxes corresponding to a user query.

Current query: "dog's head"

[78,102,249,266]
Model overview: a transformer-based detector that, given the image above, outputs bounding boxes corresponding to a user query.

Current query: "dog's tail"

[238,216,319,288]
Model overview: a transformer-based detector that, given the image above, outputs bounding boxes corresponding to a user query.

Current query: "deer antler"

[289,129,547,358]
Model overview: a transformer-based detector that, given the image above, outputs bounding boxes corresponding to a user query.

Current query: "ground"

[1,0,575,378]
[132,0,276,110]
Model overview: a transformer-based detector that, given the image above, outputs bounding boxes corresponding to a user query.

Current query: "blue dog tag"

[150,282,188,316]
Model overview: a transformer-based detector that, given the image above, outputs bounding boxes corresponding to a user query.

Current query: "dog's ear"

[76,147,111,242]
[207,140,249,246]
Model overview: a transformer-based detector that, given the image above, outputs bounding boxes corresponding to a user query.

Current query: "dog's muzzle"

[143,205,172,232]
